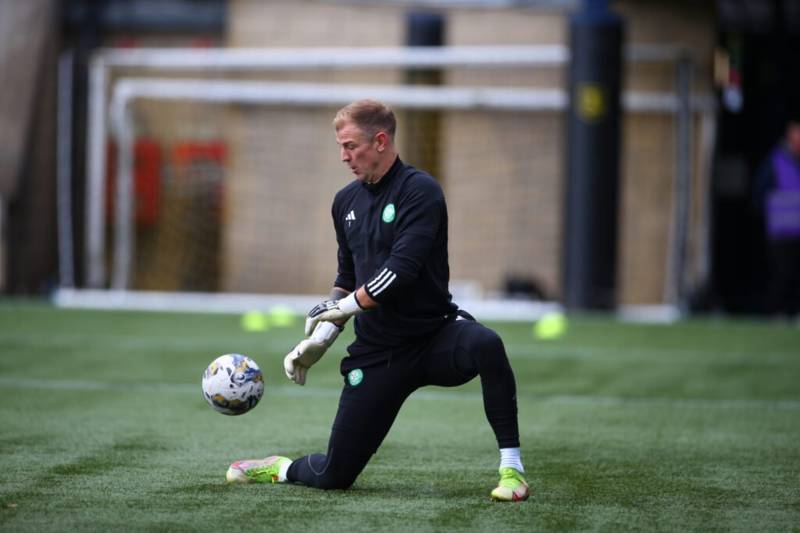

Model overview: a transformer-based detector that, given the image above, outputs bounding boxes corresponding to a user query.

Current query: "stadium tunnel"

[706,0,800,314]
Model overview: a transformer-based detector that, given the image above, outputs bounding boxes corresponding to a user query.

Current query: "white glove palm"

[283,321,341,386]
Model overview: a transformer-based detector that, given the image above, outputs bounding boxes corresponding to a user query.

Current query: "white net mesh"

[117,98,566,299]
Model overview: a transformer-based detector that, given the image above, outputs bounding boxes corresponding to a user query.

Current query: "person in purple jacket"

[754,114,800,317]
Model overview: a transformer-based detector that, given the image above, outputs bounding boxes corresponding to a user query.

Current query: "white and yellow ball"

[201,354,264,415]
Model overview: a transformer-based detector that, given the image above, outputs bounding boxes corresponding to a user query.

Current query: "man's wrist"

[337,291,364,315]
[330,286,350,300]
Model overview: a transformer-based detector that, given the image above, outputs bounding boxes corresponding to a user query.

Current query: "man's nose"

[340,147,349,161]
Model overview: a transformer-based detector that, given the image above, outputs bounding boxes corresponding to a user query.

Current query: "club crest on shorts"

[347,368,364,387]
[382,203,396,223]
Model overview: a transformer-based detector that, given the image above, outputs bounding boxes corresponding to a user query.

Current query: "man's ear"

[374,131,389,152]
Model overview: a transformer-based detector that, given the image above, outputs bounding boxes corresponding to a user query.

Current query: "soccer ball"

[202,354,264,415]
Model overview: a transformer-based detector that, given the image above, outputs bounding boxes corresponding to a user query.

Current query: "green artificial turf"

[0,301,798,531]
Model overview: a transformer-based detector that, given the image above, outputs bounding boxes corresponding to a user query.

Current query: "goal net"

[111,80,567,300]
[58,46,710,318]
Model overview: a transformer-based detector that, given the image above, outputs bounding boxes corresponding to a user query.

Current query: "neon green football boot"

[490,467,530,502]
[226,455,291,484]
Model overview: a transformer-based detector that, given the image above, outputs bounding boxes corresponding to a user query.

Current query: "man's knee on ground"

[315,472,357,490]
[311,447,372,490]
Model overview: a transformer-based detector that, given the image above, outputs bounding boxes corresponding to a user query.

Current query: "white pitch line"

[1,377,798,412]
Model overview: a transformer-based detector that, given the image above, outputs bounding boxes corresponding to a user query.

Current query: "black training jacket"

[332,157,458,355]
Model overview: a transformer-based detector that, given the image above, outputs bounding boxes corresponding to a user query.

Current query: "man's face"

[336,121,381,183]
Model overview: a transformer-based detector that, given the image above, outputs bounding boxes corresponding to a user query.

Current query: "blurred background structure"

[1,0,799,318]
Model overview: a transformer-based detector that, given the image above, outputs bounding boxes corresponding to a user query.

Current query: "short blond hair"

[333,99,396,141]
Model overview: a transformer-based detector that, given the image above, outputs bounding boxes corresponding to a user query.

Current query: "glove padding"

[304,292,363,336]
[283,321,341,386]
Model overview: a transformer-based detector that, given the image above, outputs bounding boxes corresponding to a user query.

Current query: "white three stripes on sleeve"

[367,268,397,296]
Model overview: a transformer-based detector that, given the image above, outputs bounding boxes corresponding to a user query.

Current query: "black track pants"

[286,318,520,489]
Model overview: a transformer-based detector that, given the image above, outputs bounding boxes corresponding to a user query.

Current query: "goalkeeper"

[227,99,528,502]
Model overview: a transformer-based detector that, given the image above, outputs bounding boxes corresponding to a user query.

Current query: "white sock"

[499,447,524,473]
[278,459,292,482]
